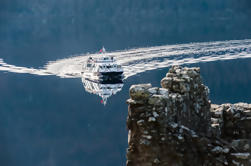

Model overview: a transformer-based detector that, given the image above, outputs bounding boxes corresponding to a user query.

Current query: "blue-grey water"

[1,0,251,166]
[1,55,251,166]
[1,38,251,166]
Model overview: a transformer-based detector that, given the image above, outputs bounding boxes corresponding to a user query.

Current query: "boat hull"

[100,72,123,80]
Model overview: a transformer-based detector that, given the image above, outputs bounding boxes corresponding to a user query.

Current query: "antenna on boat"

[102,46,106,53]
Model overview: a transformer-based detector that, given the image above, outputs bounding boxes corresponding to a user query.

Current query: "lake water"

[1,1,251,165]
[1,41,251,166]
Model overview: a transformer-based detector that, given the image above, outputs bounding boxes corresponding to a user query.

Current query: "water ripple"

[0,39,251,80]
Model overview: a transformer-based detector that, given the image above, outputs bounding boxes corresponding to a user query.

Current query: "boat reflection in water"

[81,47,124,105]
[81,77,124,105]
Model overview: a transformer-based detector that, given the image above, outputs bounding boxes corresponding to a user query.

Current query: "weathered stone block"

[126,66,251,166]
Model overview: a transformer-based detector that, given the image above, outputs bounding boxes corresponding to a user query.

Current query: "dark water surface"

[0,57,251,166]
[1,0,251,165]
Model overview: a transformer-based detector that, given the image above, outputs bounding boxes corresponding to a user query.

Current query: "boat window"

[87,64,91,67]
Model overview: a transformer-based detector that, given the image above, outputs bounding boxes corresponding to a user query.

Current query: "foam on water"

[0,39,251,79]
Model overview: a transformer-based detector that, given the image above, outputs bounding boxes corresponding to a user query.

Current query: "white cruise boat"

[82,47,123,82]
[82,77,124,105]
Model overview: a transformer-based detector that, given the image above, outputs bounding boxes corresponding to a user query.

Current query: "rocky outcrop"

[160,66,211,135]
[211,103,251,139]
[126,66,251,166]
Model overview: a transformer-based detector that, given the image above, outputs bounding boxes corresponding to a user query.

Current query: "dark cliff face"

[126,66,251,166]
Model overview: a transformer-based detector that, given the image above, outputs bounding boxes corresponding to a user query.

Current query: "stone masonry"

[126,66,251,166]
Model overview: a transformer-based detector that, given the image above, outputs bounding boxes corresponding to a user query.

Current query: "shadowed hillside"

[1,0,251,46]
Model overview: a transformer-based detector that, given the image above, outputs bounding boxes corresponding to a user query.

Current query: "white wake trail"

[0,39,251,79]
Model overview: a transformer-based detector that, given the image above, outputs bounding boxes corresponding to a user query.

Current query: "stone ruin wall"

[126,66,251,166]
